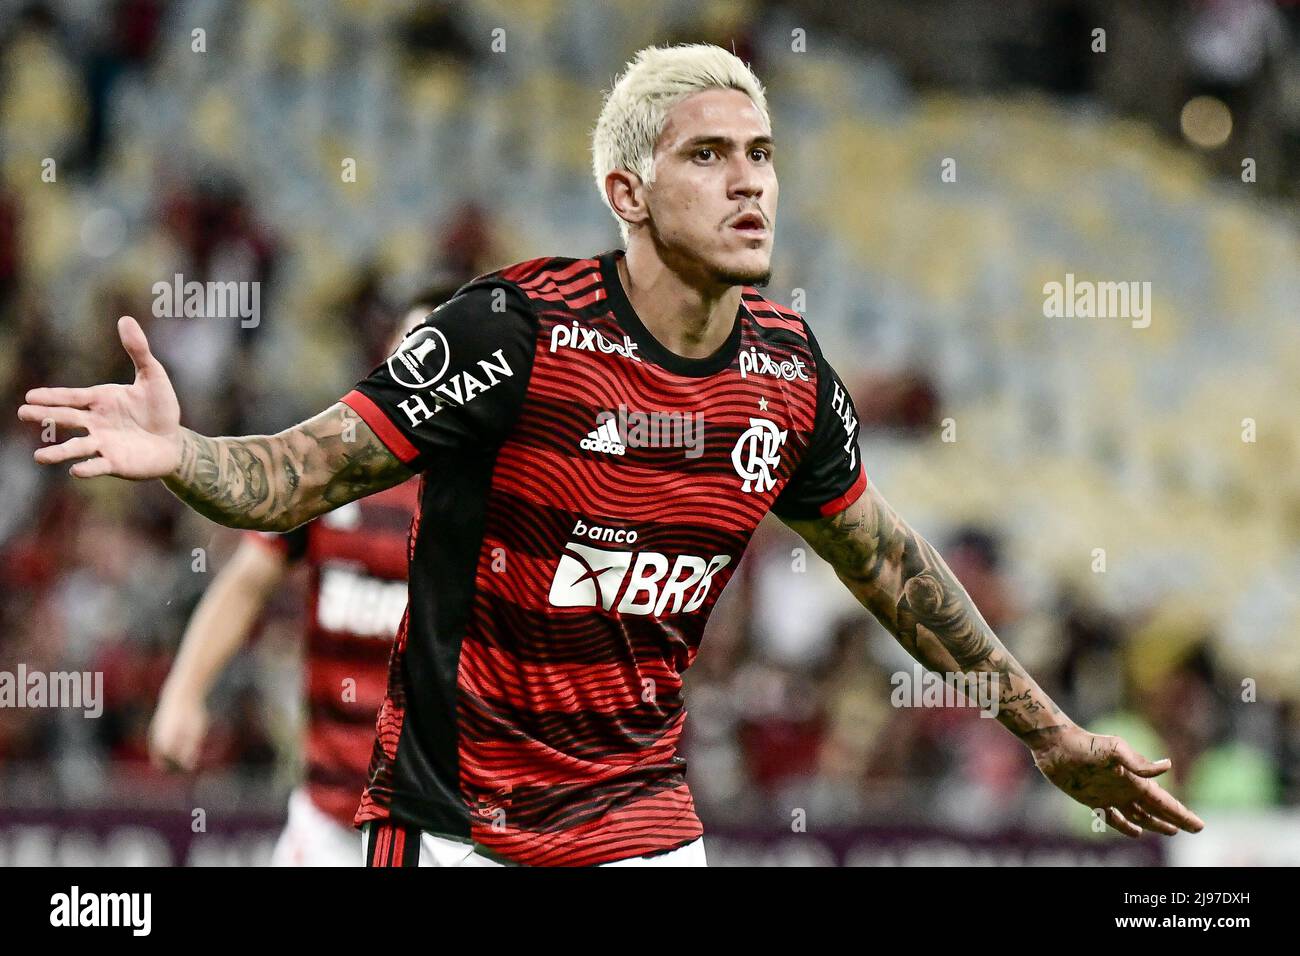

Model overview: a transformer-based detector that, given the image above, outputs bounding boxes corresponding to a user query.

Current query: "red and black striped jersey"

[339,249,866,865]
[247,479,418,828]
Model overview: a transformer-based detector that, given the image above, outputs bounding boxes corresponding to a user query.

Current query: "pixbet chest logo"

[738,346,809,381]
[549,319,640,361]
[547,520,731,617]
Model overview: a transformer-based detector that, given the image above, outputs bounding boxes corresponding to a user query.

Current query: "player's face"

[645,88,777,287]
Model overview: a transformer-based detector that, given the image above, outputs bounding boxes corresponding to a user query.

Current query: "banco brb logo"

[731,417,787,493]
[549,540,731,617]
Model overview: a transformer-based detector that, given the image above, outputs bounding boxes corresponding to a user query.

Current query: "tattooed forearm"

[785,484,1070,745]
[162,403,412,532]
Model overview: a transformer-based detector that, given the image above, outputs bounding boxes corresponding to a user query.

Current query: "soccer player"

[147,289,454,865]
[19,44,1202,867]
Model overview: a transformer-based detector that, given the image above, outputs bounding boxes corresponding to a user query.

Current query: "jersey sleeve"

[339,280,537,471]
[771,330,868,521]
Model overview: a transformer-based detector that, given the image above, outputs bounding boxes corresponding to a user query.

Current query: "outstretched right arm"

[165,404,409,531]
[18,316,411,532]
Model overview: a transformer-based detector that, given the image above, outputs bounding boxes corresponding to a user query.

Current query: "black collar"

[597,249,743,378]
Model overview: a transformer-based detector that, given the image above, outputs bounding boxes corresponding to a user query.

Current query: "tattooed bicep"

[165,403,415,533]
[291,403,413,516]
[783,485,896,581]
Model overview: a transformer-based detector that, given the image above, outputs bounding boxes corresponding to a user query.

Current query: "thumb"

[117,315,159,376]
[1113,737,1171,777]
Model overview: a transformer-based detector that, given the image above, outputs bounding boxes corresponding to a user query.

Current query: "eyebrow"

[679,134,775,151]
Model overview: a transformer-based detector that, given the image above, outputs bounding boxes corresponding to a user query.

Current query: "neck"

[619,241,742,360]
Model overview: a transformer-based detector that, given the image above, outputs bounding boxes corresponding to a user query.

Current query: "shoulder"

[740,288,811,340]
[414,259,574,338]
[739,287,834,389]
[740,287,832,373]
[463,255,604,312]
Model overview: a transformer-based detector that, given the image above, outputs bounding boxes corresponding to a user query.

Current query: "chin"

[711,250,773,287]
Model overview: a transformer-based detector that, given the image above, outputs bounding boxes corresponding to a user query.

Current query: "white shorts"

[361,822,707,868]
[270,787,364,867]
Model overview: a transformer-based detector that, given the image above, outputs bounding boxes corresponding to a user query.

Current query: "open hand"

[18,316,182,480]
[1030,724,1205,838]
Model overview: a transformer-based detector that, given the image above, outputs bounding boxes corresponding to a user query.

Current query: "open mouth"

[731,212,767,233]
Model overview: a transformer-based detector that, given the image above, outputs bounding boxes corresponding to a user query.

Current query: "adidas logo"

[579,419,626,456]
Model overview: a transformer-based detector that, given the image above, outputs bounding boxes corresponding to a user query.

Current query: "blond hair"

[591,43,770,242]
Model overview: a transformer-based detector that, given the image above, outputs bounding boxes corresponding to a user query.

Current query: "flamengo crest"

[731,417,787,493]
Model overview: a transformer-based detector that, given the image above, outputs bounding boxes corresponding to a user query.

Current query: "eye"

[695,147,716,161]
[750,147,771,162]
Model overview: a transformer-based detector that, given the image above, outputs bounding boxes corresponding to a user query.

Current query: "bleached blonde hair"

[591,43,771,243]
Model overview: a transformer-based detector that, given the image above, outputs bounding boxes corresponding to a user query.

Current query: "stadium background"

[1,0,1297,866]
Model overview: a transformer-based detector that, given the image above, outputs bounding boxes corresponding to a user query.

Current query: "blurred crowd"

[1,0,1298,838]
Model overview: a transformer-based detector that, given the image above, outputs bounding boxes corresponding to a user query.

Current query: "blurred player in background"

[147,287,455,865]
[20,44,1204,867]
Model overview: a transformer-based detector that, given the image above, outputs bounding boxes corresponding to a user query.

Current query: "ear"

[605,169,650,232]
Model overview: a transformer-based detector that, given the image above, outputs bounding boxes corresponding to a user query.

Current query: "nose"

[727,157,764,203]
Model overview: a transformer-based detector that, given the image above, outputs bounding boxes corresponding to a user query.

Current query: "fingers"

[146,733,172,771]
[150,720,202,773]
[1111,736,1171,778]
[18,404,87,431]
[22,387,96,410]
[1132,777,1206,833]
[148,708,193,773]
[33,436,98,466]
[151,743,196,774]
[69,456,115,479]
[1099,769,1206,838]
[179,738,201,772]
[22,405,111,475]
[1104,806,1142,839]
[1126,802,1180,836]
[117,315,159,377]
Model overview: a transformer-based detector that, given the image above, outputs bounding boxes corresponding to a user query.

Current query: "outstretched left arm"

[784,481,1204,838]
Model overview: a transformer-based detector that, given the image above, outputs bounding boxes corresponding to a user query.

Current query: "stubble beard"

[712,262,772,287]
[647,218,773,288]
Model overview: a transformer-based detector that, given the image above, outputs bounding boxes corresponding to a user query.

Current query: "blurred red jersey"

[247,479,418,827]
